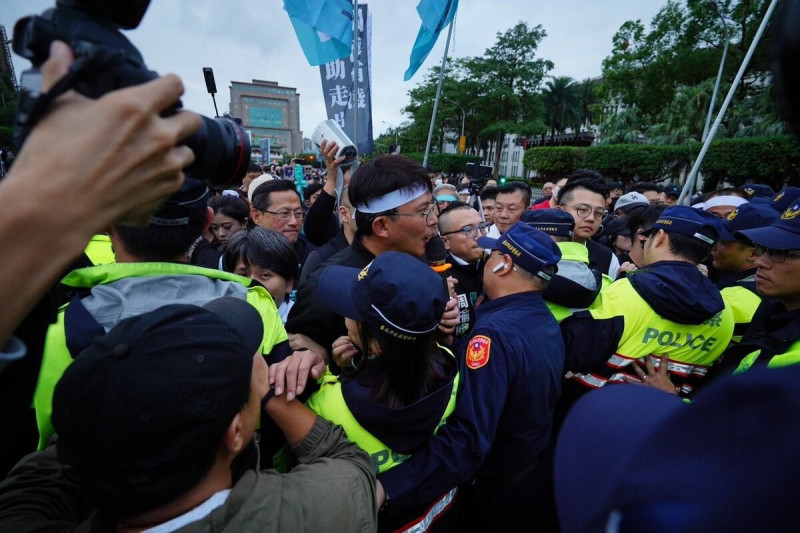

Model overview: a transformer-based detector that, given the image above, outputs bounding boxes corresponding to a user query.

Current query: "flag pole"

[352,0,359,154]
[678,0,779,205]
[422,19,454,168]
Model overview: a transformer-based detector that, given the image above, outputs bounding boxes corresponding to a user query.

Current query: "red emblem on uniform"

[466,335,491,369]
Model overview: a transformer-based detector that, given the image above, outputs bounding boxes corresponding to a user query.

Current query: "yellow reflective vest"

[33,262,287,449]
[307,346,459,474]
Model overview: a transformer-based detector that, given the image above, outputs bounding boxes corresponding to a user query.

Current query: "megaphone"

[312,119,358,166]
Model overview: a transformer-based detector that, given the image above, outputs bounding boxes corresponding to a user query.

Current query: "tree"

[598,107,643,144]
[542,76,581,138]
[599,0,776,140]
[464,22,553,177]
[576,78,600,130]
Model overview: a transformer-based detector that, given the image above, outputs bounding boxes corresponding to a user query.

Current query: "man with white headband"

[286,155,455,364]
[702,188,749,218]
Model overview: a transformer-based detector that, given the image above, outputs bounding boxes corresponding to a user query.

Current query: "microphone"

[425,235,453,298]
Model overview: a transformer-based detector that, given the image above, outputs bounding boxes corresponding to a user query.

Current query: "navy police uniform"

[379,224,564,531]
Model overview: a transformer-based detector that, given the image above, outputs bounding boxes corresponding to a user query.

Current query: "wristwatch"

[260,385,276,411]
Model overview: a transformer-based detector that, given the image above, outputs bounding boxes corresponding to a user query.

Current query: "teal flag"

[284,0,354,66]
[404,0,459,81]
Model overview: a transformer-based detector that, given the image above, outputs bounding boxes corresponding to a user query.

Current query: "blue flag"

[284,0,354,66]
[404,0,459,81]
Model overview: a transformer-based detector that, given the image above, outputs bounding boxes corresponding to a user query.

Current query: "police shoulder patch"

[466,335,491,369]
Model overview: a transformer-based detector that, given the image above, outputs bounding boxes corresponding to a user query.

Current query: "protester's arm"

[0,41,201,345]
[303,140,344,245]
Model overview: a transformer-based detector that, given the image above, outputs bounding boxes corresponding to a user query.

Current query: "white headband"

[703,196,748,210]
[356,183,428,214]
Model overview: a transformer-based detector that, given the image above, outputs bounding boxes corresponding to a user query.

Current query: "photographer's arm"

[0,41,201,345]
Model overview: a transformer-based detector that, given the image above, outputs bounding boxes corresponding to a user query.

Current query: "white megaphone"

[312,119,358,166]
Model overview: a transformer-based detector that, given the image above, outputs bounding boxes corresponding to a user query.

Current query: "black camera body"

[12,0,250,186]
[464,162,493,181]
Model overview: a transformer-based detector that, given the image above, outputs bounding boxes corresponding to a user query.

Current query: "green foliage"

[524,136,800,189]
[402,23,553,177]
[0,103,16,127]
[542,76,581,136]
[701,136,800,189]
[523,146,583,178]
[599,0,775,141]
[0,126,13,147]
[583,144,691,183]
[401,152,483,173]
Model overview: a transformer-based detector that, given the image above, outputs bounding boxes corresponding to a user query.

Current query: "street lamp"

[381,120,398,145]
[443,97,465,152]
[702,2,730,143]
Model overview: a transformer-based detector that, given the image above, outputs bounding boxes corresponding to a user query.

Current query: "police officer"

[521,209,605,322]
[377,223,564,530]
[309,252,460,531]
[559,206,734,411]
[711,203,779,343]
[728,201,800,371]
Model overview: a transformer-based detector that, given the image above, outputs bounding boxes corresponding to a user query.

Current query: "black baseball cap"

[52,298,263,485]
[150,178,209,227]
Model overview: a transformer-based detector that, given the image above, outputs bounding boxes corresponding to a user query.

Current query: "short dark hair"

[251,180,301,211]
[208,195,249,224]
[480,186,499,201]
[223,227,299,284]
[496,182,532,207]
[349,155,432,237]
[438,201,476,233]
[626,203,667,234]
[247,163,262,173]
[113,220,205,262]
[303,182,324,200]
[665,228,718,264]
[631,182,660,194]
[558,172,610,204]
[705,187,748,200]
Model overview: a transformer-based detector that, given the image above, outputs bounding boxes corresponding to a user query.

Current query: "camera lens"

[183,116,250,187]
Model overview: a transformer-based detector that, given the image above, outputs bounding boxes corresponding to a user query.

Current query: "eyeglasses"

[262,209,305,220]
[753,246,800,264]
[391,201,439,223]
[441,222,490,238]
[561,203,608,220]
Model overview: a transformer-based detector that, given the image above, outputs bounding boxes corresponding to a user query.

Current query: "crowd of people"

[1,39,800,533]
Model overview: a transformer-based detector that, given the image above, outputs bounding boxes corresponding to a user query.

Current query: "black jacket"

[286,239,375,352]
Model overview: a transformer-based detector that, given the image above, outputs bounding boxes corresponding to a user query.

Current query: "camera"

[311,119,358,167]
[465,163,493,182]
[11,0,250,187]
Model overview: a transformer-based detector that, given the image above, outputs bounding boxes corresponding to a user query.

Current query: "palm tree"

[646,81,719,145]
[576,78,599,131]
[542,76,581,139]
[598,107,643,144]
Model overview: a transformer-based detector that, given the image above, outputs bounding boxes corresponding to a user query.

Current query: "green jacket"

[0,418,377,532]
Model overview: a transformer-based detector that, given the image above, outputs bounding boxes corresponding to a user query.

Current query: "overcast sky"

[4,0,666,140]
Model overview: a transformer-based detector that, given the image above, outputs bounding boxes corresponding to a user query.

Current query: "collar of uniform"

[476,290,544,318]
[714,268,758,291]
